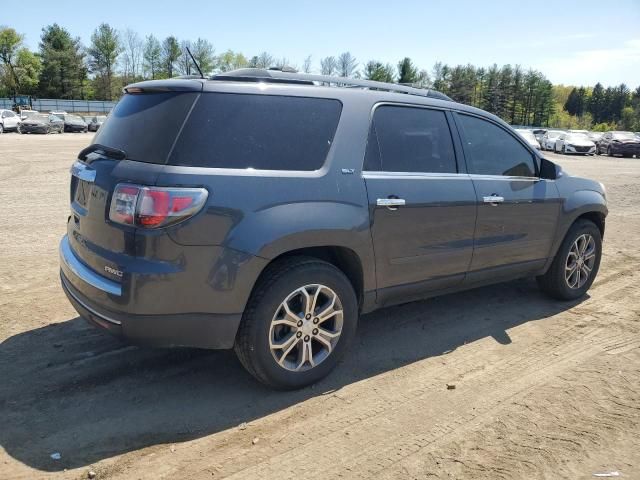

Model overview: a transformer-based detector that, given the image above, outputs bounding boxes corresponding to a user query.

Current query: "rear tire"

[537,219,602,300]
[0,124,4,134]
[234,256,358,389]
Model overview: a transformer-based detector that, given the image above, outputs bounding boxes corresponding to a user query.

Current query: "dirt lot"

[1,133,639,480]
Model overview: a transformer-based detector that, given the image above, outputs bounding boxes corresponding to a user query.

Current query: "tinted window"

[93,92,199,164]
[169,93,342,170]
[458,114,536,177]
[364,106,457,173]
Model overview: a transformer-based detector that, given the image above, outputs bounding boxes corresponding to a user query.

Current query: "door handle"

[483,195,504,205]
[377,197,406,210]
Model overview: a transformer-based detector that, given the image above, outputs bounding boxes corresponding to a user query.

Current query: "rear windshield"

[93,92,199,164]
[92,91,342,170]
[169,93,342,170]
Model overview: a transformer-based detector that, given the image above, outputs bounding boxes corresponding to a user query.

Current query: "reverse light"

[109,184,208,228]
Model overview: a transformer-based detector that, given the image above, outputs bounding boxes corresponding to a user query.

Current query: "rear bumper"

[59,236,243,349]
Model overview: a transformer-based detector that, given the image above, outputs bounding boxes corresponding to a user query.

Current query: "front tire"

[537,219,602,300]
[235,257,358,389]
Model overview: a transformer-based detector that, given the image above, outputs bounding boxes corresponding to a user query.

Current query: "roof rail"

[211,68,452,101]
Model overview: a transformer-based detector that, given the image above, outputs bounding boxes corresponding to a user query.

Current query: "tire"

[537,219,602,301]
[607,146,613,157]
[234,256,358,389]
[0,123,4,134]
[46,126,51,134]
[562,145,566,154]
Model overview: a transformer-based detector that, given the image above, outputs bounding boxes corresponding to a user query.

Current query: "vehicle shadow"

[0,278,585,472]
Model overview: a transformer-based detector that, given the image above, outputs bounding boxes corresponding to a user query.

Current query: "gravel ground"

[1,133,639,480]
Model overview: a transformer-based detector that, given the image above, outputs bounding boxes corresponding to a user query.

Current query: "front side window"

[458,114,536,177]
[364,105,457,173]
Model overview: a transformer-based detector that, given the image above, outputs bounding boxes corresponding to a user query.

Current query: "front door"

[454,113,561,281]
[363,105,477,305]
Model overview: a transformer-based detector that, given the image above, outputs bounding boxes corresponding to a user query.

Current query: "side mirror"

[539,157,559,180]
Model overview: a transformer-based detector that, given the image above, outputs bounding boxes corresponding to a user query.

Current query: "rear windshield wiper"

[78,144,127,161]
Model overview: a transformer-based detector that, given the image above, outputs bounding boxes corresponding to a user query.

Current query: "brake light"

[109,184,208,228]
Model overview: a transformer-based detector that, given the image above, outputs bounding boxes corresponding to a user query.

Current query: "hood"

[567,139,595,147]
[65,119,86,125]
[614,138,640,144]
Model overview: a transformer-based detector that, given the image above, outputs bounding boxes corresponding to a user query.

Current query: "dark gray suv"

[60,69,607,389]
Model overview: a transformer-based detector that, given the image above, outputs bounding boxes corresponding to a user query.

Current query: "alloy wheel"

[269,284,344,372]
[565,234,596,289]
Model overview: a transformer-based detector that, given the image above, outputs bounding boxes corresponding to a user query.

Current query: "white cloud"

[535,38,640,86]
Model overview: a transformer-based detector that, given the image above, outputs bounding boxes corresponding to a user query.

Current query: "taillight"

[109,184,208,229]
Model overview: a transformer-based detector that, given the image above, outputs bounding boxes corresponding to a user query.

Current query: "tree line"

[0,24,638,131]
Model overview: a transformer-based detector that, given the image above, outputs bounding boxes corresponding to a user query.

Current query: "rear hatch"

[67,82,203,286]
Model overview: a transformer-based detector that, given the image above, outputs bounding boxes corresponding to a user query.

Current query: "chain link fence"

[0,98,116,114]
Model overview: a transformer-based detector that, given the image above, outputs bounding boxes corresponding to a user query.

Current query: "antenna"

[186,47,204,79]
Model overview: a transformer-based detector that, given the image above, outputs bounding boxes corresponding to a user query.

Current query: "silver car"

[541,130,566,151]
[555,133,596,155]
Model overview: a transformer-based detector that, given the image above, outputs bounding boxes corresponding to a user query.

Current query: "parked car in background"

[515,128,541,149]
[541,130,566,150]
[588,132,603,143]
[532,128,547,144]
[87,115,107,132]
[596,131,640,157]
[0,109,21,133]
[568,129,590,136]
[60,69,607,389]
[19,113,64,134]
[60,114,88,133]
[19,109,39,121]
[554,133,596,155]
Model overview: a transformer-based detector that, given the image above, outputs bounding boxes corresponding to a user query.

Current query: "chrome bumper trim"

[59,236,122,296]
[61,274,122,325]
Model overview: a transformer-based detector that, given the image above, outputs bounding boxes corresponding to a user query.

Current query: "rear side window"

[364,105,457,173]
[169,93,342,170]
[93,92,198,164]
[458,114,537,177]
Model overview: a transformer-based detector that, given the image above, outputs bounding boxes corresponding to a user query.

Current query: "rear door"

[363,104,477,305]
[454,112,561,281]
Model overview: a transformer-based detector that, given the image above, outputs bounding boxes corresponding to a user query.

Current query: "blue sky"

[5,0,640,87]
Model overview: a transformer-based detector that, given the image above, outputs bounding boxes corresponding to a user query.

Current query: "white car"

[554,133,596,155]
[514,128,541,149]
[0,109,21,133]
[540,130,566,150]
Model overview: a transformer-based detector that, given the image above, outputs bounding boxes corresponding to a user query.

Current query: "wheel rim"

[269,284,344,372]
[565,234,596,289]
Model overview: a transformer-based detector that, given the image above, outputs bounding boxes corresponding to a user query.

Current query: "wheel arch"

[248,246,370,314]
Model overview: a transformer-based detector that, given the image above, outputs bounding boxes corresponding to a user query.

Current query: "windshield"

[547,131,564,138]
[612,132,637,140]
[93,92,200,163]
[32,114,49,122]
[66,115,84,122]
[567,134,590,142]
